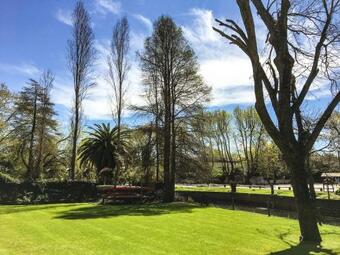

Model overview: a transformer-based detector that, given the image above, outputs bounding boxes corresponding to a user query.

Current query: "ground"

[0,202,339,255]
[176,185,340,200]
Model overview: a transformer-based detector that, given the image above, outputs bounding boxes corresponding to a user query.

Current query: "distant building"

[321,173,340,184]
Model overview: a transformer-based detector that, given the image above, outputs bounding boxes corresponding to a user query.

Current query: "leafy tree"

[139,16,211,202]
[0,83,17,181]
[326,111,340,168]
[175,120,213,184]
[0,83,13,142]
[258,142,287,194]
[78,123,130,182]
[11,75,58,181]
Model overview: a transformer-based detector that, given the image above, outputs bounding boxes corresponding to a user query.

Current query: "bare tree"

[107,16,130,186]
[67,1,95,181]
[214,0,340,242]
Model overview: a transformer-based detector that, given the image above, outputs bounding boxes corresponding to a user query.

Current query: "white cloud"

[0,62,41,76]
[133,14,153,32]
[130,31,147,51]
[95,0,121,15]
[55,9,73,26]
[50,37,146,121]
[181,8,255,107]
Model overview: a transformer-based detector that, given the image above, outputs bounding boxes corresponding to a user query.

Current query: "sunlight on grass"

[176,186,340,200]
[0,203,339,255]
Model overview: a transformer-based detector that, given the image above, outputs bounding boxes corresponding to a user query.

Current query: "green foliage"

[336,189,340,196]
[0,171,19,183]
[78,123,130,179]
[11,75,59,179]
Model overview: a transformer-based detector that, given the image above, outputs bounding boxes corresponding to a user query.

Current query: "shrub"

[336,188,340,196]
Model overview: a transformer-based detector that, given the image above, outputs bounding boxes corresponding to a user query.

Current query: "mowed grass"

[176,186,340,200]
[0,203,339,255]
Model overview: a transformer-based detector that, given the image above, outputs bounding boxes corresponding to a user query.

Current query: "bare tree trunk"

[70,100,79,181]
[286,152,321,242]
[35,120,45,178]
[163,115,172,201]
[155,86,160,183]
[113,95,121,188]
[306,156,317,200]
[169,100,176,201]
[163,81,172,202]
[155,120,160,183]
[27,82,38,181]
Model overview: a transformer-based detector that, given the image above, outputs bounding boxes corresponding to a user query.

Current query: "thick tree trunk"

[27,85,38,181]
[169,113,176,202]
[163,86,172,202]
[230,183,237,193]
[155,118,160,183]
[287,153,321,243]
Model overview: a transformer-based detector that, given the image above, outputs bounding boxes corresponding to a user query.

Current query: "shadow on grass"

[0,203,77,215]
[270,243,338,255]
[55,202,199,220]
[269,229,339,255]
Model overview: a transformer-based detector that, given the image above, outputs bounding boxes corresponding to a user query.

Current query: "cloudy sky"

[0,0,333,128]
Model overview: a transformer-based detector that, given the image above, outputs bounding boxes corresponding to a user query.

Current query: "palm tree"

[78,123,130,182]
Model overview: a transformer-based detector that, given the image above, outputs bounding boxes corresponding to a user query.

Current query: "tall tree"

[210,110,238,191]
[139,16,210,202]
[11,76,58,181]
[233,106,266,183]
[0,83,13,143]
[326,111,340,167]
[35,71,56,175]
[214,0,340,242]
[107,16,130,187]
[67,1,95,181]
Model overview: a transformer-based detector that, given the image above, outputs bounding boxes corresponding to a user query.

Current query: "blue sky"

[0,0,334,129]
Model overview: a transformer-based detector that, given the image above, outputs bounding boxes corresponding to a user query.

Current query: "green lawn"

[176,186,340,200]
[0,203,339,254]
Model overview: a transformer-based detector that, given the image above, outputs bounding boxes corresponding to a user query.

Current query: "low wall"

[0,182,98,204]
[176,191,340,218]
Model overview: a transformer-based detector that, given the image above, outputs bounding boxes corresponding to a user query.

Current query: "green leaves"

[78,123,130,177]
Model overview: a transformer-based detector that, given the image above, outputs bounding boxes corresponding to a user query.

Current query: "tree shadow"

[270,243,338,255]
[0,203,76,215]
[55,202,199,220]
[269,229,339,255]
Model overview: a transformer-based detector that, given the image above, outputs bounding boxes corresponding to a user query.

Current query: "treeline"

[0,77,339,186]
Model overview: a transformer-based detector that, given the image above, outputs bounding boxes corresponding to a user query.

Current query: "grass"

[0,202,340,254]
[176,186,340,200]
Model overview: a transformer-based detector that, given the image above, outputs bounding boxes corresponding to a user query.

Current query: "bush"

[336,188,340,196]
[0,182,98,204]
